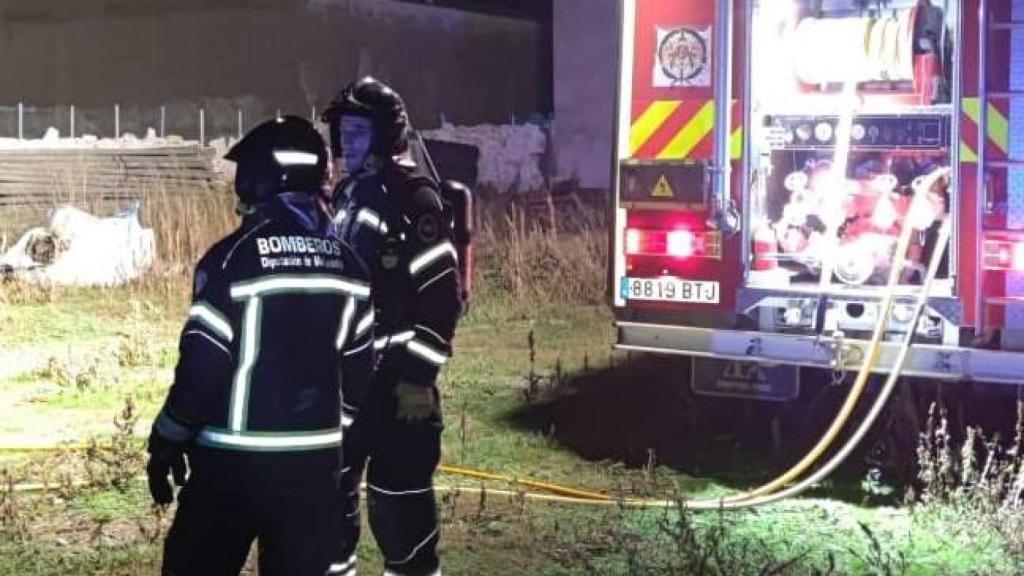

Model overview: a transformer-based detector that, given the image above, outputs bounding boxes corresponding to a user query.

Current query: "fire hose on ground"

[1,207,950,508]
[0,166,952,508]
[436,180,950,510]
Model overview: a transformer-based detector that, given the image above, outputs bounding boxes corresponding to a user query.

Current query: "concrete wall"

[552,0,617,190]
[0,0,551,139]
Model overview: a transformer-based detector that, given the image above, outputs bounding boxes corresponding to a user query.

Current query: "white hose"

[707,219,952,509]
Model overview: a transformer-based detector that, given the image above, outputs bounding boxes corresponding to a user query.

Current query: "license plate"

[620,277,720,304]
[691,358,800,402]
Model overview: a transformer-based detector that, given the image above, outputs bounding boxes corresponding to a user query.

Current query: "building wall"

[552,0,617,190]
[0,0,550,139]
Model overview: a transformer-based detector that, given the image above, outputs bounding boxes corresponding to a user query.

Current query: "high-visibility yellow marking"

[657,100,716,160]
[962,97,1008,154]
[730,128,743,160]
[963,97,981,123]
[987,104,1009,154]
[651,175,675,198]
[629,101,681,157]
[961,141,978,163]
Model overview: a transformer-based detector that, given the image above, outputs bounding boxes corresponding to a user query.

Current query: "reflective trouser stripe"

[388,527,439,566]
[368,483,432,496]
[327,554,357,575]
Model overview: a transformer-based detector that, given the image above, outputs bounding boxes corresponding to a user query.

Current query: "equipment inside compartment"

[757,155,950,286]
[748,1,957,288]
[753,0,952,106]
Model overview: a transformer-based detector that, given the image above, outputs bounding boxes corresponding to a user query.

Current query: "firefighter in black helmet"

[146,116,375,576]
[321,77,461,576]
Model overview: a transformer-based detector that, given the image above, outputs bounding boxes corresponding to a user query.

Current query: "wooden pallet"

[0,146,218,208]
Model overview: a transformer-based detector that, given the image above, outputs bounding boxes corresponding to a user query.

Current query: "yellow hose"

[437,464,612,501]
[1,470,677,508]
[0,444,613,500]
[720,219,954,509]
[1,169,949,509]
[1,473,606,506]
[437,216,945,511]
[716,169,946,503]
[0,444,99,453]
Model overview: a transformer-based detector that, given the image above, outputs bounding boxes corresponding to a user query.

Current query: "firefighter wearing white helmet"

[321,77,462,576]
[146,116,375,576]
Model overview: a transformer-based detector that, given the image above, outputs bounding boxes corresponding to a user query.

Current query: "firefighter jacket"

[151,194,374,466]
[331,166,461,388]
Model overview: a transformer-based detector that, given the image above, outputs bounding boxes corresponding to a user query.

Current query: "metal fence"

[0,101,323,146]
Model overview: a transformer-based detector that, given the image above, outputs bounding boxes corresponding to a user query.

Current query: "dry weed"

[474,204,607,310]
[37,353,103,393]
[0,468,30,542]
[913,399,1024,564]
[83,396,144,492]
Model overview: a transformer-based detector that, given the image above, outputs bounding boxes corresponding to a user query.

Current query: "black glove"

[146,432,188,506]
[394,382,440,423]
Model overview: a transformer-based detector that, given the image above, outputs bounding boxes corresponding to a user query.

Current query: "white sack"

[0,204,155,286]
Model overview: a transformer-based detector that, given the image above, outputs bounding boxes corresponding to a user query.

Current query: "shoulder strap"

[383,164,448,228]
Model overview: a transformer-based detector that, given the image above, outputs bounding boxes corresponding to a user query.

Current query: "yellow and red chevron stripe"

[961,97,1010,164]
[629,100,743,161]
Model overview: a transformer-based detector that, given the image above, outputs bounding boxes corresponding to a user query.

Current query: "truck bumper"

[615,322,1024,385]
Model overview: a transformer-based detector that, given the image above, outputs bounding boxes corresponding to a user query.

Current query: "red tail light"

[983,238,1024,271]
[666,230,694,258]
[625,227,718,259]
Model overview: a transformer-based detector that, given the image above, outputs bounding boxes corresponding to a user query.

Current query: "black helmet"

[321,76,410,162]
[225,115,328,204]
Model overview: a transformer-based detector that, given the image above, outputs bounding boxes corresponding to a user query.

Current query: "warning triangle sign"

[651,175,674,198]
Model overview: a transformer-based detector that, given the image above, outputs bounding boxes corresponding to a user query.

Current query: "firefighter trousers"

[162,449,345,576]
[337,378,442,576]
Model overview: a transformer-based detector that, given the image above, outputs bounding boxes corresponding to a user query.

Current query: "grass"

[2,298,1022,574]
[2,192,1024,574]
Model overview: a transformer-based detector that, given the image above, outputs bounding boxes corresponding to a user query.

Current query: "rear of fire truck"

[611,0,1024,400]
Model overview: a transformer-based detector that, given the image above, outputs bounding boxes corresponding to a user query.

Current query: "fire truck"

[611,0,1024,402]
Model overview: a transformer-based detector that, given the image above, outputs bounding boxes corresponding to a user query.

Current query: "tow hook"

[819,331,862,385]
[746,336,763,357]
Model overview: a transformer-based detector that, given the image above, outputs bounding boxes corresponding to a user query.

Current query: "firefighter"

[145,116,375,576]
[321,77,461,576]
